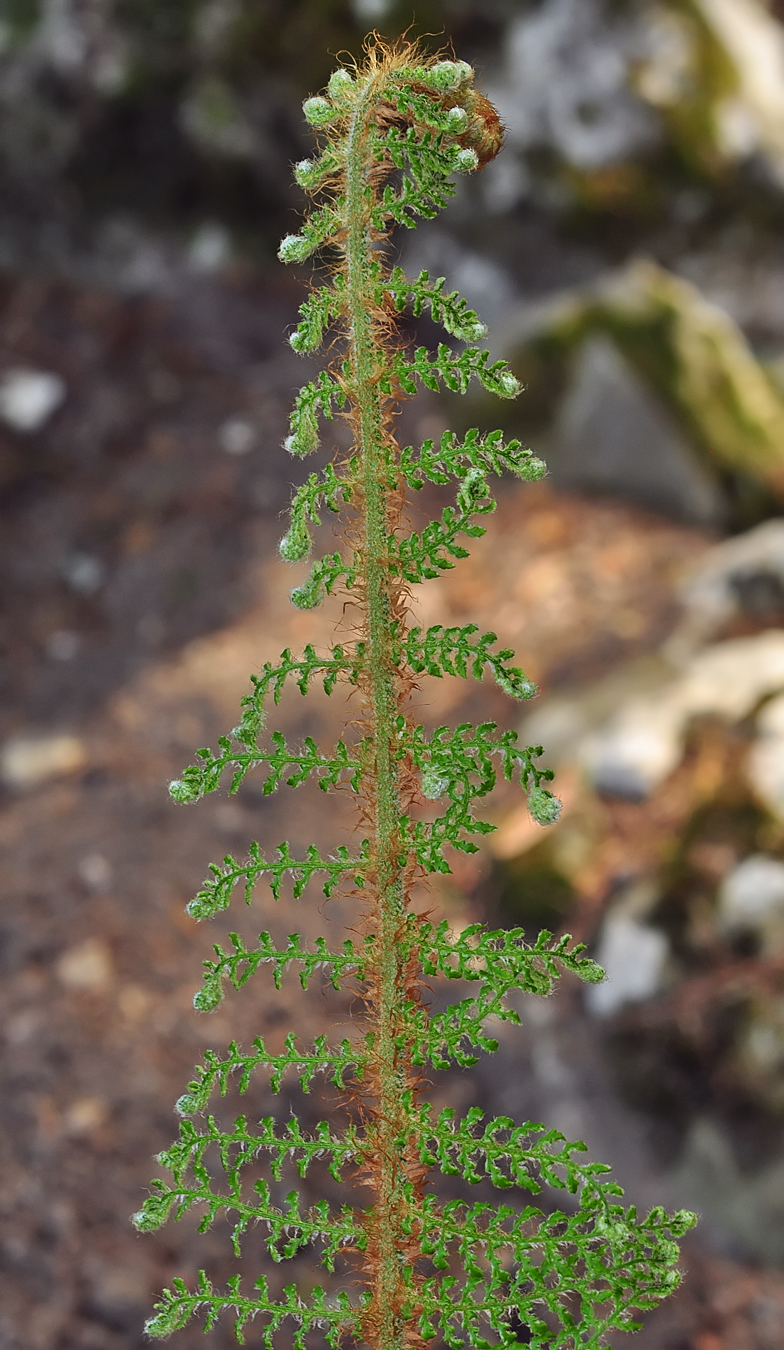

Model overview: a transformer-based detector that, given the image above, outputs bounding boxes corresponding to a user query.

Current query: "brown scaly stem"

[342,60,425,1350]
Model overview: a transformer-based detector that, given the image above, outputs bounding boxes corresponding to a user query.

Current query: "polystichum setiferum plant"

[134,37,697,1350]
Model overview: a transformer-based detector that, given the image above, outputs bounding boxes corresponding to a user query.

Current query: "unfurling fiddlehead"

[136,37,696,1350]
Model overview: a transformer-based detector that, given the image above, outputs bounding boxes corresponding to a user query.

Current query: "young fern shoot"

[135,38,697,1350]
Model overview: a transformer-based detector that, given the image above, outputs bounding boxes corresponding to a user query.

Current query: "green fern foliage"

[136,37,696,1350]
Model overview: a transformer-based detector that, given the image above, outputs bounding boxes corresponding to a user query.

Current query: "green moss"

[654,0,740,179]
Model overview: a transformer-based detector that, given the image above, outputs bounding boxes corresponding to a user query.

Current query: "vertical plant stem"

[344,73,414,1350]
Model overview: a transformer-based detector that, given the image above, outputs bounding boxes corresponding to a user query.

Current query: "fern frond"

[170,729,361,804]
[401,428,546,489]
[373,179,452,230]
[139,42,695,1347]
[421,921,604,990]
[368,123,477,231]
[290,550,356,610]
[277,201,343,265]
[422,999,509,1068]
[135,1172,360,1264]
[416,927,603,1069]
[284,371,345,457]
[292,145,344,194]
[194,930,369,1011]
[419,1193,696,1349]
[237,644,365,722]
[280,464,352,563]
[411,815,493,871]
[167,647,366,804]
[152,1114,359,1187]
[386,345,521,400]
[185,841,365,920]
[403,624,537,700]
[145,1274,359,1345]
[384,267,488,342]
[392,469,495,582]
[420,1107,593,1192]
[390,78,476,134]
[408,721,561,836]
[289,280,346,353]
[411,761,560,872]
[174,1032,365,1112]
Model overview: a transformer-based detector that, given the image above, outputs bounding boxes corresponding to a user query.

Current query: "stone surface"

[580,689,685,799]
[582,631,784,798]
[485,0,660,173]
[61,552,105,596]
[671,519,784,654]
[0,733,86,788]
[0,369,65,432]
[505,260,784,500]
[219,417,256,455]
[735,992,784,1106]
[55,939,113,993]
[553,335,724,522]
[679,630,784,720]
[694,0,784,185]
[587,914,669,1016]
[672,1116,784,1263]
[748,691,784,816]
[717,854,784,940]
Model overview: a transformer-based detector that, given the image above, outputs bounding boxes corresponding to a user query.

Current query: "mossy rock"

[502,259,784,504]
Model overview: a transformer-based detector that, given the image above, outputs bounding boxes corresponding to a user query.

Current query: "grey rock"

[1,732,86,788]
[670,518,784,656]
[677,630,784,719]
[671,1117,784,1263]
[486,0,660,173]
[219,417,256,455]
[61,552,104,596]
[587,895,669,1017]
[691,0,784,187]
[187,222,232,274]
[581,631,784,798]
[552,336,725,522]
[579,690,685,799]
[749,690,784,817]
[503,260,784,503]
[717,855,784,953]
[0,368,65,432]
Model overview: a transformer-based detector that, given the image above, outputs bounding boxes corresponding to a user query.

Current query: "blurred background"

[5,1,784,1346]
